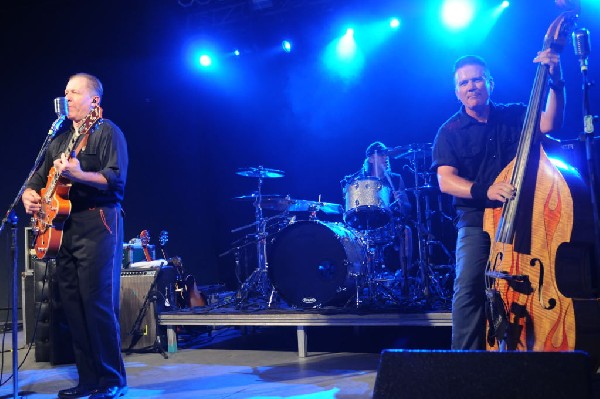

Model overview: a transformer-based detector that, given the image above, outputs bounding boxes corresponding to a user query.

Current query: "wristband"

[470,182,488,200]
[548,78,565,91]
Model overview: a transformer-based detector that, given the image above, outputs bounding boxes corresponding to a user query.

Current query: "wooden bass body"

[485,145,600,365]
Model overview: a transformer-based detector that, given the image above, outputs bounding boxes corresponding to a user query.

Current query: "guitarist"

[431,49,565,351]
[22,73,128,399]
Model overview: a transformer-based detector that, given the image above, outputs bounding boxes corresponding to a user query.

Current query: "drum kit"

[223,144,456,311]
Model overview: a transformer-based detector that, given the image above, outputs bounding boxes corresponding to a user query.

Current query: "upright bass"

[484,10,600,365]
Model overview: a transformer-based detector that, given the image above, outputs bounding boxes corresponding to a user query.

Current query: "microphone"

[572,28,591,72]
[53,97,68,117]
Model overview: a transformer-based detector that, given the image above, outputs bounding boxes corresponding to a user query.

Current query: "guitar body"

[34,168,72,259]
[185,274,207,308]
[31,106,103,259]
[484,147,576,352]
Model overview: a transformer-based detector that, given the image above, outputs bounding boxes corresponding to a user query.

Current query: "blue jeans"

[451,226,490,350]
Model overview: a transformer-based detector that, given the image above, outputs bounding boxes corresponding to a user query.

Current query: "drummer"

[340,141,411,216]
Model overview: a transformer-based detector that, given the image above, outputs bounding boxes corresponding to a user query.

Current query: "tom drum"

[344,177,392,230]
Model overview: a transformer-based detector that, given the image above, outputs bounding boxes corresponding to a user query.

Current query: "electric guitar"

[32,106,103,259]
[158,230,206,308]
[139,229,153,262]
[158,230,185,309]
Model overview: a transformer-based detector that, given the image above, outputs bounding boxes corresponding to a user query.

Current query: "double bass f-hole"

[529,258,556,310]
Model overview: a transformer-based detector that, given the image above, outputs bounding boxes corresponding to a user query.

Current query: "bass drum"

[268,221,365,308]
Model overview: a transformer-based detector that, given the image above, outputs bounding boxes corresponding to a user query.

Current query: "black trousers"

[57,205,126,389]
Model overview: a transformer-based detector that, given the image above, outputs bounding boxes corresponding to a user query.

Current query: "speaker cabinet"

[373,349,593,399]
[33,258,74,365]
[21,270,35,344]
[119,266,177,351]
[119,268,158,350]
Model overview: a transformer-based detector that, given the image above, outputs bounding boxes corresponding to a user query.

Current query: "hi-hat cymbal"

[236,166,285,178]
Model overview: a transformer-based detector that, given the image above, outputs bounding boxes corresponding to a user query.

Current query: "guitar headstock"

[140,230,151,247]
[159,230,168,248]
[79,105,104,136]
[544,10,578,52]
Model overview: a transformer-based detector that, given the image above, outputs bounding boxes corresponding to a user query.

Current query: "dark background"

[1,1,599,310]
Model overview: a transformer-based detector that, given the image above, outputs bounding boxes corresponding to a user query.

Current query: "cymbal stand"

[235,176,272,306]
[407,157,453,305]
[407,154,431,303]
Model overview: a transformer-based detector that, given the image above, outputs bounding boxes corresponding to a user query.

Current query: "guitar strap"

[72,130,91,158]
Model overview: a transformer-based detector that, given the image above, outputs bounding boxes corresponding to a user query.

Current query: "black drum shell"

[268,221,365,308]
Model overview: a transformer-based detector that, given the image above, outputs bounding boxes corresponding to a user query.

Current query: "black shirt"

[27,119,128,210]
[431,102,526,228]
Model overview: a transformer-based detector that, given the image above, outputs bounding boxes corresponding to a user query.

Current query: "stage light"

[233,49,240,56]
[199,54,212,67]
[389,18,401,29]
[282,40,292,53]
[441,0,475,30]
[323,26,364,81]
[501,1,510,8]
[337,28,356,59]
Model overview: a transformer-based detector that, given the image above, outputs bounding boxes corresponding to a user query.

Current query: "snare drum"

[344,176,391,230]
[268,220,365,308]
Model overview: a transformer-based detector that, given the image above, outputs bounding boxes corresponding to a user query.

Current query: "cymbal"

[391,143,432,160]
[287,199,343,215]
[233,194,292,211]
[233,193,288,201]
[236,166,285,178]
[406,185,440,194]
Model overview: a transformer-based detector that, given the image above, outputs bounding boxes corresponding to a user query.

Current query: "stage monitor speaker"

[373,349,593,399]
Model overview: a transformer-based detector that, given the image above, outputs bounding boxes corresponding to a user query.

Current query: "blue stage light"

[337,28,356,59]
[389,18,401,29]
[282,40,292,53]
[441,0,475,30]
[501,1,509,8]
[199,54,212,67]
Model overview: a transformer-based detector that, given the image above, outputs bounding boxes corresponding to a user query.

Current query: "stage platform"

[158,307,452,357]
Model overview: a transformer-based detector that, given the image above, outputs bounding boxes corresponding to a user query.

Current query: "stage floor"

[1,324,449,399]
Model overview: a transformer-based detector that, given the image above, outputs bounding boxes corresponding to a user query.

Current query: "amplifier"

[119,266,177,351]
[119,268,159,351]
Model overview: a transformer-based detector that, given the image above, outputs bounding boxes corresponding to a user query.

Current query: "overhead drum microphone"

[572,28,591,72]
[53,96,68,117]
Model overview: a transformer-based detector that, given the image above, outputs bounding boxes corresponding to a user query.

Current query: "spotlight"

[389,18,401,29]
[501,1,509,8]
[282,40,292,53]
[441,0,475,30]
[337,28,357,59]
[199,54,212,67]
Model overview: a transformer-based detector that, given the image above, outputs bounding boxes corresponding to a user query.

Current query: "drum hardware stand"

[405,152,439,306]
[356,239,406,308]
[235,175,273,306]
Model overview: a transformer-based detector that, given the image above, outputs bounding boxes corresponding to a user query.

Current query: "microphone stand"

[0,114,65,399]
[578,54,600,293]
